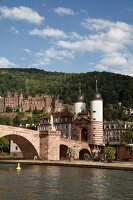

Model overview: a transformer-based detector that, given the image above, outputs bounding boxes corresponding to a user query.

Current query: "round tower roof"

[92,92,102,100]
[77,95,84,102]
[75,83,84,103]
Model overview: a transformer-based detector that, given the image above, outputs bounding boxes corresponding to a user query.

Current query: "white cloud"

[32,57,50,67]
[81,18,132,32]
[24,48,31,53]
[57,27,132,54]
[10,26,19,34]
[34,48,74,67]
[69,32,86,40]
[29,27,86,41]
[100,52,127,66]
[36,48,74,60]
[45,48,74,60]
[0,6,44,24]
[56,17,133,76]
[54,7,75,16]
[97,52,133,76]
[29,27,67,39]
[0,57,16,68]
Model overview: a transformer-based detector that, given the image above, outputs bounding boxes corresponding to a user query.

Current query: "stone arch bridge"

[0,125,91,160]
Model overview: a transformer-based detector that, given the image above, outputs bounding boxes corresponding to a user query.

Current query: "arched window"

[81,128,88,142]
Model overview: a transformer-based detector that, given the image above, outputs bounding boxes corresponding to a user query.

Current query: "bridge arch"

[79,148,91,160]
[5,135,39,159]
[60,138,91,160]
[0,125,40,159]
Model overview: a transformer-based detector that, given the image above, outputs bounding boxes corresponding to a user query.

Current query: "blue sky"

[0,0,133,76]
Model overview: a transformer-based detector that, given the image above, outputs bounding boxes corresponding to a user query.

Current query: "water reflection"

[0,164,133,200]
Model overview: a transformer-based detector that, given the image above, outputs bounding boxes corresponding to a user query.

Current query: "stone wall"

[118,145,131,160]
[39,130,61,160]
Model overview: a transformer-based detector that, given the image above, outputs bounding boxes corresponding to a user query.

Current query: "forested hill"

[0,68,133,108]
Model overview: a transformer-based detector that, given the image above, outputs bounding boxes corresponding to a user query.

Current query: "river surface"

[0,164,133,200]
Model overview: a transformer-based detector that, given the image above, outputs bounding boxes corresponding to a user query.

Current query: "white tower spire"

[96,79,98,94]
[79,83,82,97]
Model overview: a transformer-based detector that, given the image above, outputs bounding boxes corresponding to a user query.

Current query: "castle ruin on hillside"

[0,92,65,113]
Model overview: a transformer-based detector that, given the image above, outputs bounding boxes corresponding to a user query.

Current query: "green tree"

[6,107,13,112]
[125,128,133,144]
[104,147,116,162]
[13,116,21,126]
[0,137,10,152]
[66,147,75,161]
[0,117,12,125]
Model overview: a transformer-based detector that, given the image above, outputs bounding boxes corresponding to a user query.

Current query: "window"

[16,146,18,150]
[60,124,64,129]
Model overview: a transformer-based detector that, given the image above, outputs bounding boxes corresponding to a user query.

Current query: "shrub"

[104,147,116,162]
[66,147,75,158]
[84,153,90,160]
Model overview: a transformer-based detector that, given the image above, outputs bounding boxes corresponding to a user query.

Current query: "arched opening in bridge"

[79,148,90,160]
[81,128,88,142]
[60,145,68,160]
[0,135,39,159]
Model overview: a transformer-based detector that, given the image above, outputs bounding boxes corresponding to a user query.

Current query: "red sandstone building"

[3,92,65,113]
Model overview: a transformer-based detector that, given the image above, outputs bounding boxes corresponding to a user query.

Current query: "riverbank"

[0,159,133,171]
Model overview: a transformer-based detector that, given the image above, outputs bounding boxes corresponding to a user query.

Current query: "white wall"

[90,100,103,122]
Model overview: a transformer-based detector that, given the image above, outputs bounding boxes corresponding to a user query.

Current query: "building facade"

[2,92,65,113]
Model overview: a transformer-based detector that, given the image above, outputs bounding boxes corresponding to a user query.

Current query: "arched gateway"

[0,125,40,159]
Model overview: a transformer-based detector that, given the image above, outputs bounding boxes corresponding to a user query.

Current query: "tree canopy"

[0,68,133,121]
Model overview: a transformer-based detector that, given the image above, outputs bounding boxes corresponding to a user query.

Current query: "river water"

[0,164,133,200]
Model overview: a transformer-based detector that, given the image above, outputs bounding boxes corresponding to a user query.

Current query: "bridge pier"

[39,129,61,160]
